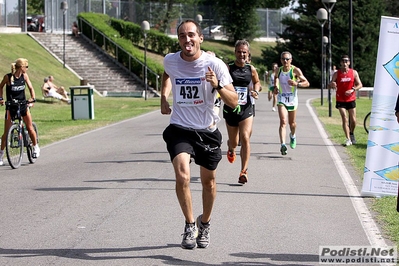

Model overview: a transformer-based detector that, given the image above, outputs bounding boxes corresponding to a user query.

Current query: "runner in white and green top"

[274,51,310,155]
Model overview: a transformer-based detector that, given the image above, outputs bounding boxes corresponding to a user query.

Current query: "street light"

[349,0,353,67]
[322,0,336,117]
[60,1,68,68]
[316,8,327,106]
[141,20,150,100]
[323,36,329,107]
[195,14,203,25]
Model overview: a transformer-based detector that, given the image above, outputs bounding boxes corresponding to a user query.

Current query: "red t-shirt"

[336,69,355,102]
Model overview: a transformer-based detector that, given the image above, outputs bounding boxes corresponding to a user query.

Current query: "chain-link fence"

[0,0,26,29]
[1,0,292,36]
[42,0,292,38]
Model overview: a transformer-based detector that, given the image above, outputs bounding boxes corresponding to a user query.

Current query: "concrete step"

[29,32,157,97]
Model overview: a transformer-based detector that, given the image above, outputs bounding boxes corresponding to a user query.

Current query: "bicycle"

[364,111,371,134]
[5,99,39,169]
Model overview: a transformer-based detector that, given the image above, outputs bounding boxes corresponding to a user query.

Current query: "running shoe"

[272,107,276,112]
[0,150,3,166]
[33,144,40,158]
[196,215,210,248]
[238,169,248,184]
[181,222,198,249]
[344,139,352,147]
[350,133,356,144]
[280,144,287,155]
[227,149,236,163]
[290,134,296,149]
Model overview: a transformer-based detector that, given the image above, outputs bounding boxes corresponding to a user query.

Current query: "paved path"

[0,89,390,265]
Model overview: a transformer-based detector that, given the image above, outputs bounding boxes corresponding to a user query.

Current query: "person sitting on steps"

[72,21,79,37]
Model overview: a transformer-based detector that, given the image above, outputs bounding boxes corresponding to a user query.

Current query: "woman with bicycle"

[0,58,40,166]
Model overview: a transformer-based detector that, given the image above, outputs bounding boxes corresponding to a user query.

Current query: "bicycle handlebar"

[4,99,35,106]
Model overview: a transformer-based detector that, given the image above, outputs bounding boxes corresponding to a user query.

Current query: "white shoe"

[272,107,276,112]
[344,139,352,146]
[33,145,40,158]
[0,150,3,166]
[0,159,3,166]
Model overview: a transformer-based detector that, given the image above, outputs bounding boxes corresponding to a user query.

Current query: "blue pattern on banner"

[382,142,399,156]
[375,165,399,181]
[383,52,399,86]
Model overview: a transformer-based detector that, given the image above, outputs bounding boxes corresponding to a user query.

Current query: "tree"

[28,0,44,15]
[199,0,291,42]
[261,0,386,87]
[141,0,200,33]
[256,0,292,9]
[384,0,399,17]
[215,0,261,42]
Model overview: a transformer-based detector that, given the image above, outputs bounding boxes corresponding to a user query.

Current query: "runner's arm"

[161,71,172,115]
[294,67,309,88]
[352,70,363,91]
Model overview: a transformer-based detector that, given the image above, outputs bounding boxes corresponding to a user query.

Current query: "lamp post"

[323,36,329,106]
[322,0,336,117]
[60,1,68,68]
[316,8,327,106]
[141,20,150,100]
[195,14,203,26]
[349,0,353,67]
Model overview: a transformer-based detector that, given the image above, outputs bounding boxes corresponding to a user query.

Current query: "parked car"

[203,25,224,39]
[27,15,45,32]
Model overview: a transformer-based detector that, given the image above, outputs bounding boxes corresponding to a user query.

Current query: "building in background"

[0,0,27,33]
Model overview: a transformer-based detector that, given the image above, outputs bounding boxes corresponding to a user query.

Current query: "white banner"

[361,16,399,197]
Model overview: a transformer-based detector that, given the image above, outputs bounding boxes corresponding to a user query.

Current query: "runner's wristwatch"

[214,81,223,91]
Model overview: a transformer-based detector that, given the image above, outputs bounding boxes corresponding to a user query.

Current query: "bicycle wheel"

[27,122,38,164]
[364,112,371,134]
[6,124,23,169]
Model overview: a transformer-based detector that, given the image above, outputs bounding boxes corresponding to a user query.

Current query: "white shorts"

[48,89,63,100]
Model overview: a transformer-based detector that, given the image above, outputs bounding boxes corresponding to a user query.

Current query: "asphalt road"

[0,89,391,265]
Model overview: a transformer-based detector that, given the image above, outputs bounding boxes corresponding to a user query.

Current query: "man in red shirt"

[328,55,363,146]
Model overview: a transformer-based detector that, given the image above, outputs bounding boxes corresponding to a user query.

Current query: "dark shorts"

[162,124,223,171]
[336,101,356,110]
[5,102,28,119]
[223,104,253,127]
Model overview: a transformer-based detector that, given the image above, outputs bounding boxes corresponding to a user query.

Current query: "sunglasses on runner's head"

[281,58,291,61]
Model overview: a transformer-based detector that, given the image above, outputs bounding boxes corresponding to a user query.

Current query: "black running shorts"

[163,124,223,171]
[336,101,356,110]
[223,104,253,127]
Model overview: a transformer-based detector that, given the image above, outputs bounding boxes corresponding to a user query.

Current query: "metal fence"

[43,0,291,38]
[79,17,160,91]
[0,0,292,37]
[0,0,26,29]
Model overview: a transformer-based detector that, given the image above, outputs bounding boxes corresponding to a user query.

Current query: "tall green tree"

[27,0,44,15]
[256,0,292,9]
[215,0,260,42]
[384,0,399,17]
[261,0,385,87]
